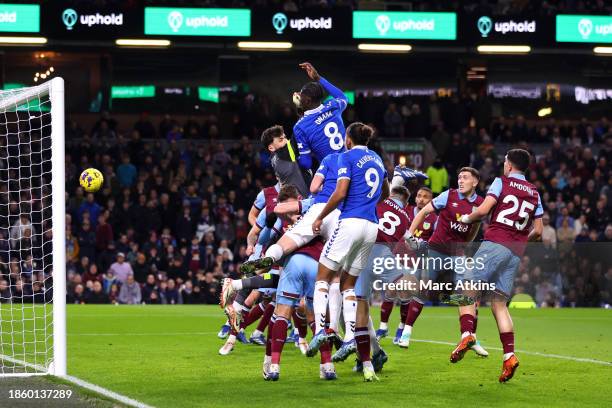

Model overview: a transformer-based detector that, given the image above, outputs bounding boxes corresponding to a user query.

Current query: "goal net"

[0,78,66,377]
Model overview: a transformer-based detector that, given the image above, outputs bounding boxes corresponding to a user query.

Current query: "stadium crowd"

[0,94,609,308]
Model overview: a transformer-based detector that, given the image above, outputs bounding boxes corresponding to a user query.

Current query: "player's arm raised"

[408,202,435,236]
[312,178,349,234]
[460,196,497,224]
[299,62,347,104]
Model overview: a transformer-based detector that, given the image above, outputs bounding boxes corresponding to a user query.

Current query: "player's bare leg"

[491,298,519,382]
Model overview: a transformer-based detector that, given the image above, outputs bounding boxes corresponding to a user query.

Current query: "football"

[79,168,104,193]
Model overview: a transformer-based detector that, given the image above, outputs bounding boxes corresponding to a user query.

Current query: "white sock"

[398,322,405,330]
[328,282,342,332]
[231,279,243,290]
[313,281,329,333]
[461,331,471,339]
[379,322,388,331]
[252,329,262,337]
[342,289,356,342]
[503,352,514,361]
[402,325,412,336]
[363,360,374,370]
[264,244,284,262]
[264,355,271,364]
[232,301,244,313]
[368,316,381,354]
[227,334,236,342]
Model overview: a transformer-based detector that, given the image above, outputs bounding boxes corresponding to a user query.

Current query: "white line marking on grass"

[410,339,612,366]
[1,353,154,408]
[63,375,154,408]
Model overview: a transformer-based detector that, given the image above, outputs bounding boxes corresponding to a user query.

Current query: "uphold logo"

[167,11,183,32]
[375,14,390,35]
[578,18,593,38]
[477,16,492,37]
[272,12,287,34]
[62,8,123,30]
[62,8,77,30]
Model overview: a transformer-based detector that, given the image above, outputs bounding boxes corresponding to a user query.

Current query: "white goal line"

[0,353,154,408]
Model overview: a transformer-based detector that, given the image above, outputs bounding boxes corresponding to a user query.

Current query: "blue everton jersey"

[293,98,347,163]
[337,146,387,223]
[313,152,340,205]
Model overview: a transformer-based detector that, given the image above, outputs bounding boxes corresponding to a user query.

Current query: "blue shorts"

[464,241,520,297]
[276,254,317,310]
[355,244,404,300]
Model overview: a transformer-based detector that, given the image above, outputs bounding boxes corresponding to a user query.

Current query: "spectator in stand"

[541,213,557,249]
[68,284,85,304]
[163,279,181,304]
[117,154,137,188]
[425,157,449,196]
[142,274,159,304]
[118,274,141,305]
[83,263,102,285]
[78,194,102,227]
[108,252,133,284]
[95,213,113,252]
[86,281,109,304]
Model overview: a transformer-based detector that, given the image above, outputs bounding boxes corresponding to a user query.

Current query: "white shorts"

[319,217,379,276]
[284,202,340,247]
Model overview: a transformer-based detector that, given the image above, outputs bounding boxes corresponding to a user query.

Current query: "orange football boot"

[499,354,519,383]
[450,334,476,363]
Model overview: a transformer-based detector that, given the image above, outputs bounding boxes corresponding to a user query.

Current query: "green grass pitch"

[4,305,612,407]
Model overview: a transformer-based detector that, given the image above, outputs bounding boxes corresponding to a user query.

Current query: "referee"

[261,125,310,197]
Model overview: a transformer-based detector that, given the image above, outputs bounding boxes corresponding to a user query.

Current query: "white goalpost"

[0,78,66,377]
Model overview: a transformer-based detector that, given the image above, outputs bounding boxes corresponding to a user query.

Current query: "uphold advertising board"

[43,2,141,38]
[252,8,351,42]
[463,14,552,45]
[0,4,39,33]
[556,15,612,43]
[353,11,456,40]
[144,7,250,36]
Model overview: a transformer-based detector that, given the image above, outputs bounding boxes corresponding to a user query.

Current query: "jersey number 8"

[324,121,343,150]
[378,211,402,236]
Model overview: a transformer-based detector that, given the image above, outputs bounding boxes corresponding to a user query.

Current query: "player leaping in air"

[292,62,348,171]
[453,149,543,383]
